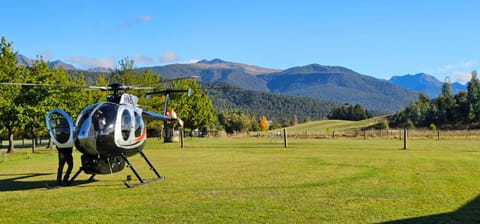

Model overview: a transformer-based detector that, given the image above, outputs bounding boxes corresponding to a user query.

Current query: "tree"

[170,79,217,131]
[292,114,299,126]
[327,103,369,121]
[62,72,92,117]
[136,69,164,132]
[467,71,480,122]
[110,57,136,85]
[0,37,24,153]
[249,115,260,131]
[259,116,269,131]
[454,91,469,124]
[18,57,57,152]
[90,73,109,103]
[436,77,456,124]
[217,110,254,134]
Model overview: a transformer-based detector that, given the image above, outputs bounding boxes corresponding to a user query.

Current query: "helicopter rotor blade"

[0,82,89,88]
[145,89,190,96]
[88,86,108,91]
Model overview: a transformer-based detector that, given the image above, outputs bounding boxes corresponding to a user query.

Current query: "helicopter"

[43,81,191,188]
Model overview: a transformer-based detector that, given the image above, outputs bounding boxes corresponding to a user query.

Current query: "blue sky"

[2,0,479,83]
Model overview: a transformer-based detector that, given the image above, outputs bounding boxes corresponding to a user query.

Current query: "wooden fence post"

[403,128,407,150]
[283,128,288,148]
[180,128,184,148]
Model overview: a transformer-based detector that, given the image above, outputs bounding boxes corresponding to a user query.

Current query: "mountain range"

[16,54,466,113]
[140,59,416,112]
[389,73,466,98]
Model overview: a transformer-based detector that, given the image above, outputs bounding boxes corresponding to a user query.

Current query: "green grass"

[285,117,386,133]
[1,137,480,223]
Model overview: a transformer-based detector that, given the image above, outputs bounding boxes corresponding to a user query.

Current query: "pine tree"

[467,71,480,122]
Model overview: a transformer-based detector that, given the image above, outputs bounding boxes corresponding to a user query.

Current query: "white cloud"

[159,51,179,63]
[137,15,152,23]
[133,54,155,65]
[437,60,477,83]
[65,56,116,69]
[119,15,153,29]
[453,71,472,83]
[439,60,476,72]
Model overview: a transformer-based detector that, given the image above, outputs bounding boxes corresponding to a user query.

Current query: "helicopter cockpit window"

[93,110,106,130]
[121,110,131,140]
[76,103,98,129]
[134,111,144,137]
[94,103,118,135]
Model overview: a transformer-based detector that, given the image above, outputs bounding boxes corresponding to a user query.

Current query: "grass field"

[286,117,387,133]
[1,137,480,223]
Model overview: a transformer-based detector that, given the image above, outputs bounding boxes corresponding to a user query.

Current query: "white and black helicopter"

[37,80,192,188]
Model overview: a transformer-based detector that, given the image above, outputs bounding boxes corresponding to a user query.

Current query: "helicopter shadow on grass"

[0,173,52,191]
[381,195,480,223]
[0,173,124,191]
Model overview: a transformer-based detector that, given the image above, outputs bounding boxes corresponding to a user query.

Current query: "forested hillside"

[390,71,480,129]
[204,82,338,125]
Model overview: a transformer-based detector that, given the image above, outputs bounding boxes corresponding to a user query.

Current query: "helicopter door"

[46,109,75,148]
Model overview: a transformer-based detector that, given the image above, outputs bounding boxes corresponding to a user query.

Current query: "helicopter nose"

[76,116,97,154]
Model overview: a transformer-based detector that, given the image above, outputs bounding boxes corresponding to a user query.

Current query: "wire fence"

[275,129,480,141]
[0,136,50,149]
[2,129,478,151]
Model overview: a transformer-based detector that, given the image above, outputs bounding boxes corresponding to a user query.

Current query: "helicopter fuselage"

[47,93,148,174]
[75,99,146,157]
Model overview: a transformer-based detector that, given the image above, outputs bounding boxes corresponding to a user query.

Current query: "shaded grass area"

[1,138,480,223]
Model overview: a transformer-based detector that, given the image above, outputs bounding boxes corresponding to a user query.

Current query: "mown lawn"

[1,137,480,223]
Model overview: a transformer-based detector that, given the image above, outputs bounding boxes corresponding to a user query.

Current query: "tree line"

[327,103,371,121]
[0,37,217,153]
[389,71,480,129]
[205,82,338,127]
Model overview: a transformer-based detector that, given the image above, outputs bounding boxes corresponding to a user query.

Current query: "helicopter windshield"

[76,103,98,129]
[93,103,118,135]
[76,103,118,136]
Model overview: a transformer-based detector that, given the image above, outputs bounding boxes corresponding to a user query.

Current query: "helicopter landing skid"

[121,151,165,188]
[68,167,96,185]
[124,175,165,188]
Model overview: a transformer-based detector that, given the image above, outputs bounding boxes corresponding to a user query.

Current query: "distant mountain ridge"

[139,60,418,112]
[196,58,280,75]
[138,59,274,92]
[15,54,33,67]
[15,54,113,72]
[258,64,417,112]
[16,55,422,113]
[389,73,467,98]
[48,60,77,70]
